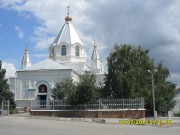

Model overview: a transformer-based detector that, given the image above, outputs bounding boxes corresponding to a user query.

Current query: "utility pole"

[148,69,158,121]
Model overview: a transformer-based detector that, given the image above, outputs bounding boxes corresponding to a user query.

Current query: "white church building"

[9,10,105,108]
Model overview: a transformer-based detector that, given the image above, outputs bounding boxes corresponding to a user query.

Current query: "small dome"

[93,43,97,49]
[65,15,72,22]
[49,54,53,59]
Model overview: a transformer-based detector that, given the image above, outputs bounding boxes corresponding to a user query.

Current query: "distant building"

[172,88,180,114]
[9,9,105,108]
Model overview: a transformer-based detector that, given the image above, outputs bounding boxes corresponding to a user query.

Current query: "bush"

[52,72,99,105]
[10,108,18,114]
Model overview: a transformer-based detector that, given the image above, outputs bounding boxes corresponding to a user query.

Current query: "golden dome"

[65,15,72,22]
[93,42,97,49]
[49,54,53,59]
[65,6,72,22]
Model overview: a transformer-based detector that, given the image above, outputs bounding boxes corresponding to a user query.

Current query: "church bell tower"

[91,42,104,74]
[48,6,89,73]
[49,6,86,64]
[21,47,31,69]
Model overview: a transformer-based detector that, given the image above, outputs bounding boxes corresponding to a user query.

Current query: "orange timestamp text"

[119,119,172,125]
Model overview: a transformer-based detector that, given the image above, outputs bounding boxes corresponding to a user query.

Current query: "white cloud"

[18,31,24,39]
[1,0,180,86]
[2,62,16,78]
[0,0,93,50]
[0,0,24,7]
[14,25,24,39]
[32,53,48,59]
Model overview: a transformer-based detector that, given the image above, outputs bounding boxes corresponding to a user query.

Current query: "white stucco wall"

[173,92,180,114]
[10,69,79,102]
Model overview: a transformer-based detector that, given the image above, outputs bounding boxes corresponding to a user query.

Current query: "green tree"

[154,62,176,115]
[103,44,176,115]
[0,61,16,111]
[75,71,99,104]
[52,77,76,102]
[52,72,99,105]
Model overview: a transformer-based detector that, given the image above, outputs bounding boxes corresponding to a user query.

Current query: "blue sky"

[0,0,180,87]
[0,8,47,69]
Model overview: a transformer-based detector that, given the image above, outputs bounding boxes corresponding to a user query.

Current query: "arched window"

[39,84,47,93]
[75,46,79,56]
[61,45,66,56]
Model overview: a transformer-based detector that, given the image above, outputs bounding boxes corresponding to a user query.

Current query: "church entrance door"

[39,95,47,101]
[38,84,48,108]
[38,95,47,108]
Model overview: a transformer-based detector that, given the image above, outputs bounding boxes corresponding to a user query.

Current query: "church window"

[61,45,66,56]
[75,46,79,56]
[39,84,47,93]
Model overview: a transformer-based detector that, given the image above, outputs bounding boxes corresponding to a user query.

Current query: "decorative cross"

[93,40,97,49]
[25,43,28,51]
[67,5,70,15]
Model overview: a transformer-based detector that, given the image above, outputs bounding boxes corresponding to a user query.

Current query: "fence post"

[142,98,144,109]
[99,99,100,110]
[30,100,32,110]
[53,100,54,110]
[123,99,124,110]
[1,101,3,110]
[7,100,9,116]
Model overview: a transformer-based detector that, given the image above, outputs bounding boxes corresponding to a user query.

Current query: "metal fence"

[0,100,9,116]
[31,98,144,110]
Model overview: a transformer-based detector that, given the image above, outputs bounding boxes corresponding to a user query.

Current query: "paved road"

[0,117,179,135]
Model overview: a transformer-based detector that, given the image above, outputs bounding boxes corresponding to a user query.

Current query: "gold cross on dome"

[93,40,97,49]
[67,5,70,15]
[25,43,28,51]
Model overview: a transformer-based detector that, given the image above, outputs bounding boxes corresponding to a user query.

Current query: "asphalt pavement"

[0,116,180,135]
[5,112,180,126]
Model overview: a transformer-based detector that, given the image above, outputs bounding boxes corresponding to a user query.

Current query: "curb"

[2,115,180,126]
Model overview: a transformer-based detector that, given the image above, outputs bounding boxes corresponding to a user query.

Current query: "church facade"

[9,11,105,108]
